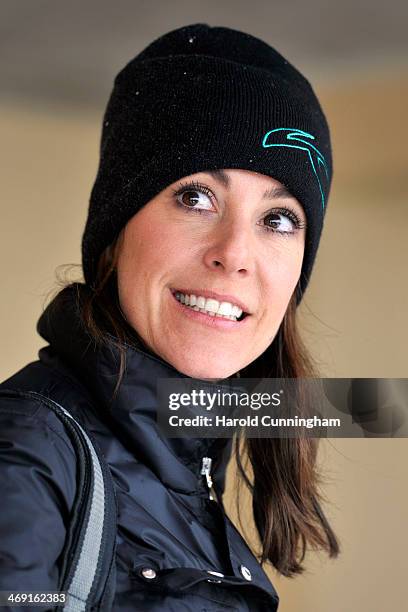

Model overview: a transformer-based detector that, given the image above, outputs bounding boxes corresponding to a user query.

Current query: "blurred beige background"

[1,2,407,611]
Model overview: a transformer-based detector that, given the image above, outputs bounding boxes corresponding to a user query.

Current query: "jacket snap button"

[207,570,223,584]
[239,565,252,581]
[207,570,224,578]
[141,567,157,579]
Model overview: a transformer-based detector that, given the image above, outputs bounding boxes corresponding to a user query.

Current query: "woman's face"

[116,169,306,379]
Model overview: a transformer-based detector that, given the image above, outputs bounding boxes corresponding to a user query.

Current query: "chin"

[169,355,239,381]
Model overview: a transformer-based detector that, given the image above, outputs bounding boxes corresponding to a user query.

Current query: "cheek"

[117,221,186,302]
[262,244,303,317]
[267,241,303,287]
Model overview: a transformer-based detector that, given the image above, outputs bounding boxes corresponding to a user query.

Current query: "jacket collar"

[37,283,233,496]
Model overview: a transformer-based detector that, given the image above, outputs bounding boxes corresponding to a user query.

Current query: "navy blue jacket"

[0,285,279,611]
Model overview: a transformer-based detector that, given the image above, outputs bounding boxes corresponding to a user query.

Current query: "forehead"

[187,168,299,204]
[205,168,293,197]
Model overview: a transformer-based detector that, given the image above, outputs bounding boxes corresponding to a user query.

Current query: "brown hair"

[55,232,339,577]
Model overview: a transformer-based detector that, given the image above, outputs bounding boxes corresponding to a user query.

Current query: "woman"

[0,23,339,611]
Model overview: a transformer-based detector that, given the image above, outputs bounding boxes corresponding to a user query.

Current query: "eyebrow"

[204,169,295,200]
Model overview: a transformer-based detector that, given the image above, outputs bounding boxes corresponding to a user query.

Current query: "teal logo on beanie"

[262,128,329,210]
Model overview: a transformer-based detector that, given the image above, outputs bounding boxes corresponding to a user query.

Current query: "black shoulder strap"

[0,389,118,611]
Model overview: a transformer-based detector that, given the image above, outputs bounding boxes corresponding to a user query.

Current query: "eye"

[262,208,303,234]
[178,190,213,210]
[172,181,214,213]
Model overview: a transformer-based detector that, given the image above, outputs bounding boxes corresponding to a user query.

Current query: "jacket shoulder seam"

[0,395,77,460]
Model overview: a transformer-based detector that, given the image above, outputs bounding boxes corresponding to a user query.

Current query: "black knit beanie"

[82,23,333,304]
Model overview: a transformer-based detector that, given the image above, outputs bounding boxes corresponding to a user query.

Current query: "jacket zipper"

[200,456,218,502]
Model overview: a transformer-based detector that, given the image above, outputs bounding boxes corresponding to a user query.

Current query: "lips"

[170,289,251,329]
[170,288,251,316]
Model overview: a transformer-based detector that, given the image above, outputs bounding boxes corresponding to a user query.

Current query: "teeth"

[232,304,243,318]
[173,290,246,321]
[218,301,232,316]
[204,298,219,313]
[173,291,245,319]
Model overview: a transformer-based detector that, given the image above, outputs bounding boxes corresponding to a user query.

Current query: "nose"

[203,221,254,276]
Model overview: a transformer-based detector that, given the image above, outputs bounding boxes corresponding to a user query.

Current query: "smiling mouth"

[170,289,249,322]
